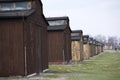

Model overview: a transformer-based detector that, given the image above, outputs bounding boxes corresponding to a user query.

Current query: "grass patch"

[49,51,120,80]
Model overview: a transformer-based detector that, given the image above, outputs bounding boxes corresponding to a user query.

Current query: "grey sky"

[41,0,120,37]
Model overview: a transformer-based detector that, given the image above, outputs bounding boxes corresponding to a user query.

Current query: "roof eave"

[0,9,35,18]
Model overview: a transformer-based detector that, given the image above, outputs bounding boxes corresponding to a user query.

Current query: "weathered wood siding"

[64,27,71,63]
[101,45,104,52]
[71,41,81,61]
[83,44,90,60]
[0,19,25,76]
[24,0,48,74]
[71,30,83,62]
[48,28,71,64]
[93,44,96,56]
[0,0,48,76]
[80,40,84,61]
[90,44,94,57]
[48,31,64,64]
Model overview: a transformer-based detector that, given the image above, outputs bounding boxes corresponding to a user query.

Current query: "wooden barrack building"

[71,30,83,62]
[83,35,90,60]
[47,17,72,64]
[0,0,48,76]
[89,37,94,57]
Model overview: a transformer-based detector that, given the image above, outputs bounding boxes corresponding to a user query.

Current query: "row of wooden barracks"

[0,0,104,77]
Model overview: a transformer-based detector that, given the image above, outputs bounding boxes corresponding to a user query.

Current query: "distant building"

[71,30,83,62]
[104,43,113,50]
[89,37,94,57]
[83,35,90,59]
[93,39,97,55]
[47,17,72,64]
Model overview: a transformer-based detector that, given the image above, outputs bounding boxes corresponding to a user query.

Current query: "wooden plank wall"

[71,41,81,61]
[64,28,71,63]
[80,39,83,61]
[48,31,64,64]
[0,19,25,76]
[83,44,90,60]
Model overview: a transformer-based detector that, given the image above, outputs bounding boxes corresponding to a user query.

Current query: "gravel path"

[0,72,85,80]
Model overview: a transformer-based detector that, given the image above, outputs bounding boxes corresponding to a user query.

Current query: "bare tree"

[94,35,106,43]
[94,35,119,50]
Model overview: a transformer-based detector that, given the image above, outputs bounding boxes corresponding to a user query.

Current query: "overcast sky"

[41,0,120,38]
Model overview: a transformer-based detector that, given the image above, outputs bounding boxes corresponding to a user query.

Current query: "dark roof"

[96,41,104,46]
[71,31,81,41]
[47,25,67,31]
[83,35,89,38]
[89,37,93,42]
[93,39,96,45]
[0,0,32,2]
[46,16,69,21]
[0,9,35,18]
[71,36,80,41]
[89,37,93,45]
[94,40,99,45]
[96,41,100,46]
[47,16,71,32]
[72,30,83,34]
[89,37,93,40]
[83,35,89,44]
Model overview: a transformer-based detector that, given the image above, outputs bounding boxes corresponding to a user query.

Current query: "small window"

[0,2,31,11]
[0,3,14,11]
[15,2,31,10]
[48,20,67,26]
[84,37,87,41]
[71,33,79,36]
